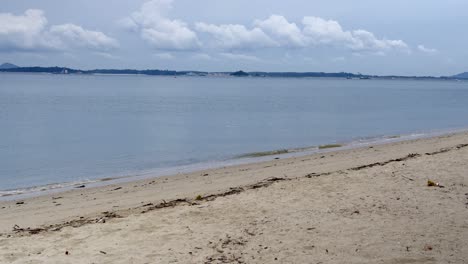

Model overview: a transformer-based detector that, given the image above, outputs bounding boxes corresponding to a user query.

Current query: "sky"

[1,0,467,76]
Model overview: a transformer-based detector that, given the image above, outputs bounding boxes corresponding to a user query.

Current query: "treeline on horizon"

[0,67,181,76]
[0,66,362,77]
[0,66,455,79]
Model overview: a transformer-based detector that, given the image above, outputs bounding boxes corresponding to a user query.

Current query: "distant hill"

[452,72,468,79]
[230,70,249,77]
[0,63,19,69]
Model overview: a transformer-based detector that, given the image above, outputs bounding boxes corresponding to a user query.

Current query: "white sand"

[1,132,467,263]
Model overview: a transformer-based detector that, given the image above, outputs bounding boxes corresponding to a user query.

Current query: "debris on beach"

[427,180,444,188]
[424,245,433,251]
[12,224,44,235]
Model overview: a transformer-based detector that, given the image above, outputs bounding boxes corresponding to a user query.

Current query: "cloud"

[121,0,200,50]
[0,9,57,51]
[254,15,306,47]
[220,52,260,61]
[417,45,437,54]
[118,0,412,56]
[195,22,277,50]
[302,16,409,53]
[194,14,408,54]
[0,9,118,52]
[50,24,118,51]
[302,16,353,45]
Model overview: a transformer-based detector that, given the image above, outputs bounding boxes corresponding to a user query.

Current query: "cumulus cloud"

[121,0,199,50]
[0,9,118,52]
[302,16,408,53]
[119,0,412,55]
[254,15,306,48]
[0,9,57,51]
[50,24,118,50]
[194,14,408,53]
[195,22,277,50]
[417,45,437,54]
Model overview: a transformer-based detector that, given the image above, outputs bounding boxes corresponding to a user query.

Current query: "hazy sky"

[1,0,467,75]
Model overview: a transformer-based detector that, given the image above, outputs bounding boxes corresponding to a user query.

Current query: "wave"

[2,126,468,201]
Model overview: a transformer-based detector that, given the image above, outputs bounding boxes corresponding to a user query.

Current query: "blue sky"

[1,0,467,75]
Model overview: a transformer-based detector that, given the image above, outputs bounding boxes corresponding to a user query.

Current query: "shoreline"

[1,129,468,234]
[2,126,468,201]
[1,130,467,262]
[2,70,467,81]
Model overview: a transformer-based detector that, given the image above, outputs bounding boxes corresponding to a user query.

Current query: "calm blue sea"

[1,73,467,194]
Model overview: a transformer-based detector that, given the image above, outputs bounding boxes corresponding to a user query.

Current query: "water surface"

[1,73,467,192]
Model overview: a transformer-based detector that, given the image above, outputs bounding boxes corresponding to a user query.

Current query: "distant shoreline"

[0,66,464,80]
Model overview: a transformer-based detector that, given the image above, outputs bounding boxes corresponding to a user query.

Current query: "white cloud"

[195,22,277,50]
[302,16,353,45]
[417,45,437,54]
[0,9,118,52]
[194,14,409,54]
[254,15,306,47]
[302,16,409,53]
[220,52,260,61]
[0,9,58,51]
[118,1,412,56]
[0,9,46,36]
[351,30,408,52]
[50,24,118,50]
[121,0,200,50]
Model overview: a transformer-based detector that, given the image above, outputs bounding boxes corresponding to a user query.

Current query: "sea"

[1,73,467,198]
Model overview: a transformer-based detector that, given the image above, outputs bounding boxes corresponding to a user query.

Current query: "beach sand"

[0,132,467,263]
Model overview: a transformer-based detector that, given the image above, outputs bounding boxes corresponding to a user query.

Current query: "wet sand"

[1,131,467,263]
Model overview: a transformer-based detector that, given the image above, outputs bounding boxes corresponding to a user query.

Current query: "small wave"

[236,145,321,158]
[0,179,99,198]
[2,126,468,201]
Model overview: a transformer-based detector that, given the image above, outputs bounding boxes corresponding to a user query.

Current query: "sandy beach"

[0,131,467,263]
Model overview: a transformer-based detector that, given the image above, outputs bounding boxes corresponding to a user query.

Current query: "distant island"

[0,62,19,70]
[230,70,249,77]
[0,62,466,80]
[452,72,468,79]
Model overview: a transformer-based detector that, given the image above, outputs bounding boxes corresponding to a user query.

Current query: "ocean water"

[1,73,467,194]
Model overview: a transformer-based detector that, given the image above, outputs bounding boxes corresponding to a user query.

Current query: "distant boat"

[359,76,371,80]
